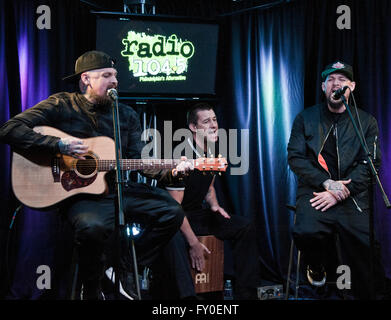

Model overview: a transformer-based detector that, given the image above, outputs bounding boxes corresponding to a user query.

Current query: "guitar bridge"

[52,156,61,182]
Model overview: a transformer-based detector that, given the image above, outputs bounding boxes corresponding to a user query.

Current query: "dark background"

[1,0,391,300]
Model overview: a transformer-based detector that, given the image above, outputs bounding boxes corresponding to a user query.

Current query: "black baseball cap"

[321,61,354,81]
[62,50,116,82]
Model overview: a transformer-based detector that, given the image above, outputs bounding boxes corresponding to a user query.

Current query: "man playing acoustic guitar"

[0,51,197,300]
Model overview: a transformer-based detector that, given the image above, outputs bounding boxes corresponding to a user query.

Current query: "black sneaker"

[105,267,139,300]
[306,265,326,287]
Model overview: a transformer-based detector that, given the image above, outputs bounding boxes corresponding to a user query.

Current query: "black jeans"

[150,231,196,299]
[151,209,261,299]
[292,194,385,299]
[65,182,185,298]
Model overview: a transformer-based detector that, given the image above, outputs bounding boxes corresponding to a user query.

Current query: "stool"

[190,235,224,294]
[285,205,301,300]
[69,244,81,300]
[284,205,346,300]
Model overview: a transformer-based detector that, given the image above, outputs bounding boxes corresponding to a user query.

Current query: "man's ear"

[80,73,90,86]
[321,82,326,92]
[349,81,356,92]
[189,123,197,133]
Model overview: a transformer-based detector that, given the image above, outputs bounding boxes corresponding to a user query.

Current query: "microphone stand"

[340,94,390,299]
[341,95,390,208]
[110,89,142,300]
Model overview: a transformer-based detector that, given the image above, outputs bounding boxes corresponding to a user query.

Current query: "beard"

[327,98,343,110]
[326,92,344,110]
[89,88,113,109]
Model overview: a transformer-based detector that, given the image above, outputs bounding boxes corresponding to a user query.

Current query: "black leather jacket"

[287,103,381,212]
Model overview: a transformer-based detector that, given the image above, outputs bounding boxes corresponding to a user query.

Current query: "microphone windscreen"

[107,88,118,100]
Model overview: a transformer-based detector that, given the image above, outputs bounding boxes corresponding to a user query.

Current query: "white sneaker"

[105,267,135,300]
[306,265,326,287]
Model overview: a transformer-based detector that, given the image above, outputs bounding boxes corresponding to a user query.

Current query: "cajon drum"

[190,235,224,293]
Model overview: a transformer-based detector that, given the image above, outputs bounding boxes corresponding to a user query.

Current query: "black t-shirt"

[159,138,215,212]
[320,108,346,180]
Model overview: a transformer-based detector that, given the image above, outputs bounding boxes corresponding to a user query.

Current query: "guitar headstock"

[194,155,228,173]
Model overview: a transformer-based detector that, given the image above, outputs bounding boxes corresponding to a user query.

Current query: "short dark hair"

[186,102,214,126]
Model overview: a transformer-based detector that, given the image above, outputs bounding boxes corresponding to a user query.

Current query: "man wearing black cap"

[287,61,384,299]
[0,51,196,300]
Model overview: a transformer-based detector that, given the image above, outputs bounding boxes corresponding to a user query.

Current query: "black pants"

[150,231,196,299]
[292,194,385,299]
[152,209,261,299]
[65,182,185,298]
[188,209,261,295]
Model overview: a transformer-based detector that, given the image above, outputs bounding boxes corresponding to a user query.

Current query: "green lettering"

[180,42,194,59]
[121,39,138,56]
[138,43,152,58]
[167,35,179,55]
[152,36,166,57]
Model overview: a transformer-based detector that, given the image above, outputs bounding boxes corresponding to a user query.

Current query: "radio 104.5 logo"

[121,31,195,83]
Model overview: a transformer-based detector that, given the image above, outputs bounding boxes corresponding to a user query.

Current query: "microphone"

[332,86,349,100]
[107,88,118,100]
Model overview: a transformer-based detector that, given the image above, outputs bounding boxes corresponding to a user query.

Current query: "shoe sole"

[105,267,135,300]
[306,268,326,287]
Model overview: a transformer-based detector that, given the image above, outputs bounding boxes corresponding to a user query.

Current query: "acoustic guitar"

[11,126,228,209]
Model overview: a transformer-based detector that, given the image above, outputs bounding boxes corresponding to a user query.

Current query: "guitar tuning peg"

[210,154,214,158]
[218,172,221,176]
[218,154,222,158]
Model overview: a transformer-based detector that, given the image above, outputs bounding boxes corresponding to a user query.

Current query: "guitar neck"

[97,159,193,171]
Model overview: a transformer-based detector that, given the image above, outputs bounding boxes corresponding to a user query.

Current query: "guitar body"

[12,126,115,209]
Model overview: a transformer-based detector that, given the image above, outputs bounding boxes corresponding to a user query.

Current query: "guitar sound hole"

[76,155,97,176]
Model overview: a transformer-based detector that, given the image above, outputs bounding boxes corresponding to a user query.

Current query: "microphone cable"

[350,91,371,156]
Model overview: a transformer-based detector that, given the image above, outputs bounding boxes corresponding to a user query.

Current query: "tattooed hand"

[322,179,351,202]
[58,137,89,159]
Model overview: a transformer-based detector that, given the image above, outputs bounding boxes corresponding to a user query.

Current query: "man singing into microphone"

[287,61,385,299]
[0,51,195,300]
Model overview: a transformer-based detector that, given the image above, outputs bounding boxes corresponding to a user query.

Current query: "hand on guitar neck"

[172,156,194,177]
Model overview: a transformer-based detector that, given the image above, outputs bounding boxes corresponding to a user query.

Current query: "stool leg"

[69,246,80,300]
[70,263,79,300]
[285,239,295,300]
[334,234,348,300]
[295,250,301,300]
